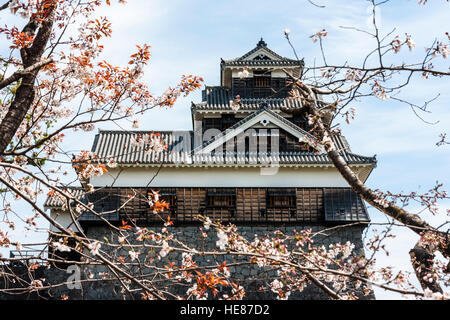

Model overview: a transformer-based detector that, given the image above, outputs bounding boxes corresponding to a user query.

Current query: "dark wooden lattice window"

[254,70,270,88]
[267,192,296,208]
[221,114,236,131]
[265,188,296,216]
[119,188,177,222]
[127,189,150,214]
[207,195,233,207]
[205,188,236,216]
[119,188,149,221]
[267,195,296,207]
[254,76,270,87]
[157,188,177,215]
[203,117,222,132]
[79,189,120,221]
[292,114,309,130]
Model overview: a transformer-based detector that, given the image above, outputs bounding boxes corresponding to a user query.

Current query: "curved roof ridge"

[222,38,297,63]
[97,129,190,133]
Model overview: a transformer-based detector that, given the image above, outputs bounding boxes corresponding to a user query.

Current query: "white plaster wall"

[270,70,288,77]
[90,166,351,188]
[231,70,254,77]
[230,70,288,78]
[49,210,82,233]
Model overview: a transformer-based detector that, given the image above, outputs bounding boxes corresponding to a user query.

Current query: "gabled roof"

[44,187,84,208]
[88,129,376,168]
[193,86,303,112]
[239,38,286,61]
[191,106,376,173]
[195,105,318,154]
[222,60,304,67]
[221,38,304,67]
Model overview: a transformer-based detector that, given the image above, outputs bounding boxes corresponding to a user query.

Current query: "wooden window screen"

[267,195,296,208]
[158,189,177,213]
[254,76,270,88]
[206,189,236,209]
[267,189,296,209]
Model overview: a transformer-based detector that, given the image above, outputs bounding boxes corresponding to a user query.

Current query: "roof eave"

[102,162,375,169]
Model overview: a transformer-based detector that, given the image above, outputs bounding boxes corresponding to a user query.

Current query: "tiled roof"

[89,129,376,167]
[190,151,376,166]
[222,38,304,67]
[44,187,120,221]
[89,91,375,167]
[91,130,193,164]
[201,86,231,104]
[44,187,84,208]
[194,86,303,111]
[222,60,304,67]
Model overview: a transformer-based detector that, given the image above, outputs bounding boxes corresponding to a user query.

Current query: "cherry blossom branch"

[0,1,12,11]
[0,58,53,89]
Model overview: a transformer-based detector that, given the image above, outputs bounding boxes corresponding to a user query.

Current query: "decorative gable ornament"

[260,118,269,126]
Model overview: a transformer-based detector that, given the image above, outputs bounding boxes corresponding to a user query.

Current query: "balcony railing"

[9,250,47,266]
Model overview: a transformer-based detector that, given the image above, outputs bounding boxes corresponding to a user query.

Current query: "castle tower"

[45,39,377,299]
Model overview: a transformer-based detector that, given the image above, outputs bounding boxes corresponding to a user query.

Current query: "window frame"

[150,188,177,215]
[254,76,270,88]
[205,188,236,215]
[266,189,297,210]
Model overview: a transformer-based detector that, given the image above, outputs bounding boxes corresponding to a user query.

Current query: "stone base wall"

[0,265,82,300]
[0,224,375,300]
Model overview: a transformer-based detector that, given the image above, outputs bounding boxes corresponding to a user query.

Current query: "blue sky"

[1,0,449,299]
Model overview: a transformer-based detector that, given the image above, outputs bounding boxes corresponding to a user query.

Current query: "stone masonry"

[1,224,374,300]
